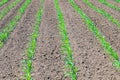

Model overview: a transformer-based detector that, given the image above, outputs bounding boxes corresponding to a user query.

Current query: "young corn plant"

[0,0,22,20]
[22,0,44,80]
[68,0,120,68]
[98,0,120,12]
[54,0,77,80]
[115,0,120,3]
[0,0,31,48]
[83,0,120,29]
[0,0,9,7]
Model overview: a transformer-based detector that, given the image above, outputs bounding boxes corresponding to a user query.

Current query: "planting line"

[83,0,120,29]
[68,0,120,68]
[114,0,120,3]
[54,0,77,80]
[98,0,120,12]
[0,0,9,7]
[22,0,44,79]
[0,0,31,48]
[0,0,22,20]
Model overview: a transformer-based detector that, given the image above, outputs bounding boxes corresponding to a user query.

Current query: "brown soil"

[89,0,120,21]
[107,0,120,7]
[32,0,65,80]
[0,0,13,10]
[0,0,25,29]
[82,0,120,56]
[0,0,120,80]
[60,0,120,80]
[0,0,40,79]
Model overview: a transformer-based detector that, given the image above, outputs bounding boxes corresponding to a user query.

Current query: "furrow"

[83,0,120,29]
[107,0,120,7]
[60,0,120,79]
[0,0,25,29]
[22,0,44,80]
[69,0,120,68]
[32,0,66,80]
[114,0,120,3]
[54,0,77,80]
[0,0,31,48]
[0,0,9,7]
[0,0,39,79]
[98,0,120,12]
[0,0,22,21]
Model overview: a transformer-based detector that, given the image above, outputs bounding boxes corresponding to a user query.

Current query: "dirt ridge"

[0,0,40,79]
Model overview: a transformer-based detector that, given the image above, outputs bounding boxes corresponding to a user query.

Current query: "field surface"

[0,0,120,80]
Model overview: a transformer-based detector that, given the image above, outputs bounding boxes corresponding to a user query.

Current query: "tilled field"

[0,0,120,80]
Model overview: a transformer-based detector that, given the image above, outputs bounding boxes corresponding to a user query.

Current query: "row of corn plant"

[0,0,9,7]
[0,0,22,20]
[54,0,77,80]
[115,0,120,3]
[83,0,120,29]
[0,0,31,48]
[22,0,44,80]
[68,0,120,68]
[98,0,120,12]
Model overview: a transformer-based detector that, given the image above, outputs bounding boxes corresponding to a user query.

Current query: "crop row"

[69,0,120,68]
[0,0,9,7]
[0,0,22,20]
[54,0,78,80]
[22,0,44,79]
[83,0,120,29]
[0,0,31,48]
[115,0,120,3]
[98,0,120,12]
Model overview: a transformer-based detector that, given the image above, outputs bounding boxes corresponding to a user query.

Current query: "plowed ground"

[0,0,120,80]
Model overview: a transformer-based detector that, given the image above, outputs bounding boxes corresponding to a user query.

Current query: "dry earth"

[0,0,120,80]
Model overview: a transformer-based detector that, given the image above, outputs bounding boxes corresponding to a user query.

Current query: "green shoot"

[115,0,120,3]
[68,0,120,68]
[98,0,120,12]
[54,0,77,80]
[0,0,9,7]
[22,0,44,79]
[83,0,120,29]
[0,0,21,20]
[0,0,31,48]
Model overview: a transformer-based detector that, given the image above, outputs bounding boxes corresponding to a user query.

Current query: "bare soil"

[0,0,13,11]
[0,0,120,80]
[32,0,65,80]
[0,0,25,29]
[59,0,120,80]
[0,0,40,79]
[107,0,120,7]
[89,0,120,22]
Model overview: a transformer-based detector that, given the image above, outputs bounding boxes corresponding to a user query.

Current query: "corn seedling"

[0,0,31,48]
[0,0,22,20]
[0,0,9,6]
[83,0,120,29]
[22,0,44,79]
[98,0,120,12]
[68,0,120,68]
[54,0,77,80]
[115,0,120,3]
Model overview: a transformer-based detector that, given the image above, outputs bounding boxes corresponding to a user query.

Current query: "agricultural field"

[0,0,120,80]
